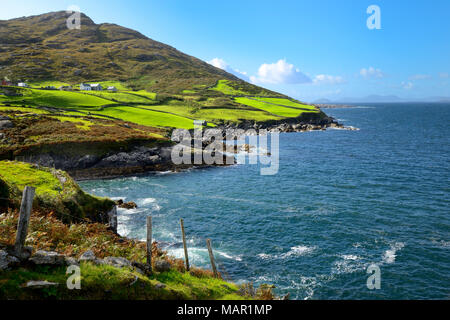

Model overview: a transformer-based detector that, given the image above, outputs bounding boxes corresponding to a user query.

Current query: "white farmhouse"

[17,82,29,88]
[107,86,117,92]
[90,84,102,91]
[80,83,91,91]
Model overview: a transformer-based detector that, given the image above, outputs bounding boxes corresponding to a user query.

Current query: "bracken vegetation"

[0,209,252,300]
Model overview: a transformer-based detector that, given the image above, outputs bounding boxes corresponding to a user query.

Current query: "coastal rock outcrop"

[0,249,20,271]
[29,250,66,266]
[103,257,132,268]
[79,250,98,263]
[154,259,171,272]
[0,120,14,130]
[115,199,138,209]
[25,280,59,289]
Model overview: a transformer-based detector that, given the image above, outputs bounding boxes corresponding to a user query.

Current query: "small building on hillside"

[18,82,29,88]
[80,83,92,91]
[107,86,117,92]
[90,84,102,91]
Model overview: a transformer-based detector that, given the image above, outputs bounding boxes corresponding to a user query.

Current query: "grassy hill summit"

[0,11,278,95]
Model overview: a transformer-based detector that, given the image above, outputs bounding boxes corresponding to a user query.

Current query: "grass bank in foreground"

[0,209,255,300]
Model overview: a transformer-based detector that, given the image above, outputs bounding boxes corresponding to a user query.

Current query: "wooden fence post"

[180,218,190,271]
[206,238,218,278]
[146,216,152,272]
[14,186,35,255]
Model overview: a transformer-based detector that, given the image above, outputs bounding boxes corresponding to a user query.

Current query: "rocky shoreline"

[4,113,356,180]
[313,103,357,109]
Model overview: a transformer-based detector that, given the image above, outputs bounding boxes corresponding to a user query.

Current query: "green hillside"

[1,82,321,130]
[0,11,327,131]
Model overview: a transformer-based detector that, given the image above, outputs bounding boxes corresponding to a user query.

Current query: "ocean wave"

[110,196,126,201]
[117,221,130,238]
[281,246,316,258]
[254,274,320,300]
[332,254,365,275]
[117,207,142,215]
[342,254,359,261]
[217,251,243,261]
[257,253,272,260]
[326,126,360,131]
[258,245,316,260]
[140,197,155,204]
[155,170,174,175]
[382,242,405,264]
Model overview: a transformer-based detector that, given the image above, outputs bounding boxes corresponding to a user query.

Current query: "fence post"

[206,238,218,278]
[146,216,152,272]
[180,218,190,271]
[14,186,35,255]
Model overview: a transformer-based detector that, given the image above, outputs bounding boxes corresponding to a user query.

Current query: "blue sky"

[1,0,449,101]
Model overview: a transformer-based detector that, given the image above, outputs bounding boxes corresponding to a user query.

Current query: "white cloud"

[409,74,431,80]
[208,58,249,80]
[208,58,228,70]
[439,72,449,79]
[360,67,385,79]
[250,59,311,84]
[401,81,414,90]
[313,74,345,85]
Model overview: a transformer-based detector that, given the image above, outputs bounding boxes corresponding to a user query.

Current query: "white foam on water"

[138,198,156,206]
[110,196,126,201]
[254,275,273,283]
[257,253,272,260]
[332,254,365,275]
[117,222,130,238]
[289,276,318,300]
[254,274,321,300]
[328,126,360,131]
[258,245,316,260]
[216,251,243,262]
[156,171,173,175]
[168,247,210,265]
[342,254,359,261]
[383,242,405,264]
[280,245,316,259]
[117,207,142,215]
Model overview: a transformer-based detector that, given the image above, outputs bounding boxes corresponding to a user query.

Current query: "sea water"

[79,103,450,299]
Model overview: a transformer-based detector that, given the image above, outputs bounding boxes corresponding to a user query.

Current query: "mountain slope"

[0,11,338,137]
[0,11,268,94]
